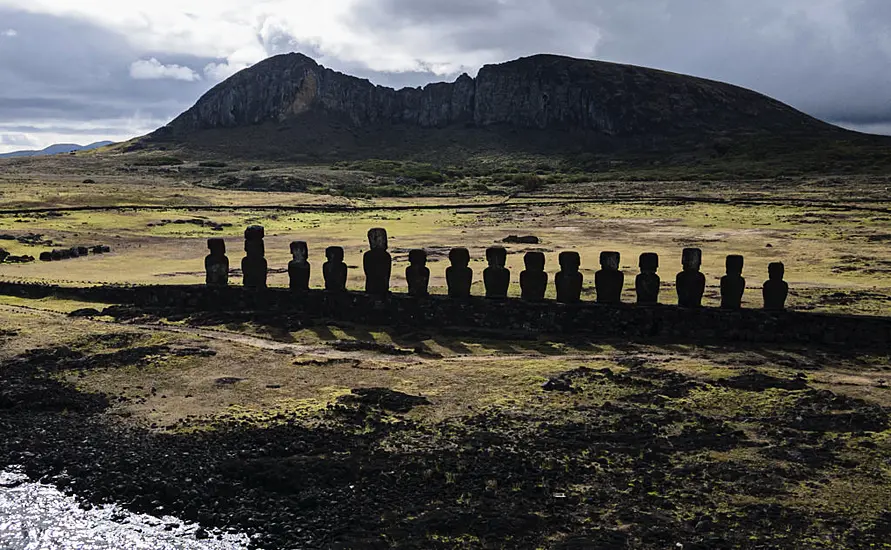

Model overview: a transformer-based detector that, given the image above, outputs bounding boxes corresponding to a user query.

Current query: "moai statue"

[241,226,267,289]
[676,248,705,308]
[446,247,473,298]
[763,262,789,311]
[405,249,430,297]
[636,252,660,304]
[288,241,310,292]
[363,228,391,295]
[555,251,583,304]
[595,251,624,304]
[720,254,746,310]
[323,246,348,292]
[520,251,548,301]
[205,238,229,287]
[483,246,510,299]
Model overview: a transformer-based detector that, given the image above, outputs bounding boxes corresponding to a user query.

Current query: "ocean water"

[0,467,250,550]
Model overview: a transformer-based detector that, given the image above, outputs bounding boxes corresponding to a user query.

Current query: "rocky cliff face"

[155,53,833,141]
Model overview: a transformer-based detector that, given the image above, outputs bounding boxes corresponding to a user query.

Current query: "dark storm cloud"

[2,0,891,148]
[348,0,891,129]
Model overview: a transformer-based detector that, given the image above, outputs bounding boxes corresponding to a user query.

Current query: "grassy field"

[1,154,890,548]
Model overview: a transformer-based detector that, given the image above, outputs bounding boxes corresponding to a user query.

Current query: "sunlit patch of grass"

[678,385,800,419]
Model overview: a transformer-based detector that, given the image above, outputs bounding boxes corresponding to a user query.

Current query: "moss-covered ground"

[1,156,890,548]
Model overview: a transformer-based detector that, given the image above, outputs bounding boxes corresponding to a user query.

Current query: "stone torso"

[676,271,705,307]
[720,275,746,309]
[323,261,348,291]
[555,271,583,303]
[406,265,431,297]
[363,249,392,294]
[520,270,548,301]
[205,255,229,286]
[288,260,311,291]
[635,273,660,304]
[763,280,789,310]
[446,266,473,298]
[484,267,510,298]
[595,270,624,304]
[242,256,268,289]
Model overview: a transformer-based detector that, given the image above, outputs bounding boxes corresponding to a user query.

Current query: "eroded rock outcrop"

[153,53,833,142]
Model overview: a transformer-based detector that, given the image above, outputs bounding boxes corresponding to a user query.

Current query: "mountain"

[144,53,889,170]
[0,141,115,159]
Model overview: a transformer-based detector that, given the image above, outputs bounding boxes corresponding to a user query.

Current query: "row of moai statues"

[204,227,790,310]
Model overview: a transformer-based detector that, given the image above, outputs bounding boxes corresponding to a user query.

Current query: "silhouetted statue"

[288,241,310,292]
[406,249,430,297]
[676,248,705,308]
[636,252,660,304]
[323,246,348,292]
[242,225,267,289]
[484,246,510,299]
[595,251,624,304]
[363,228,391,295]
[205,238,229,287]
[555,251,583,304]
[446,247,473,298]
[763,262,789,311]
[721,254,746,309]
[520,251,548,301]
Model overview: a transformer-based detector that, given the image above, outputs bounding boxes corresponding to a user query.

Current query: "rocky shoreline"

[2,329,890,549]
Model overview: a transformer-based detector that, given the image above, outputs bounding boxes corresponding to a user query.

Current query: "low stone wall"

[1,281,889,350]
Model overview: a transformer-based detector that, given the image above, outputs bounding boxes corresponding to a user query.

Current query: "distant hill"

[0,141,115,159]
[139,53,891,175]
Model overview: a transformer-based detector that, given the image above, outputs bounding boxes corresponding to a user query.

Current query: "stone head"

[559,251,581,273]
[244,225,265,241]
[639,252,659,273]
[486,246,507,268]
[408,249,427,266]
[726,254,744,276]
[367,228,388,250]
[524,251,546,271]
[290,241,308,262]
[207,238,226,255]
[682,248,702,271]
[325,246,344,263]
[600,251,620,271]
[449,247,470,268]
[769,261,785,281]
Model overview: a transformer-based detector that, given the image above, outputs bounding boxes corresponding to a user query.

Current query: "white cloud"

[129,57,201,81]
[1,28,18,37]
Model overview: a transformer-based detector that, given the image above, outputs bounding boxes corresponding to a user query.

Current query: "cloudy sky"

[1,0,890,153]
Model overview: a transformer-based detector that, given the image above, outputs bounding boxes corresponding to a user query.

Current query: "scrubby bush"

[132,156,184,166]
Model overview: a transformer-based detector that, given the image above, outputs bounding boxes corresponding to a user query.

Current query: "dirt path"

[2,194,890,215]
